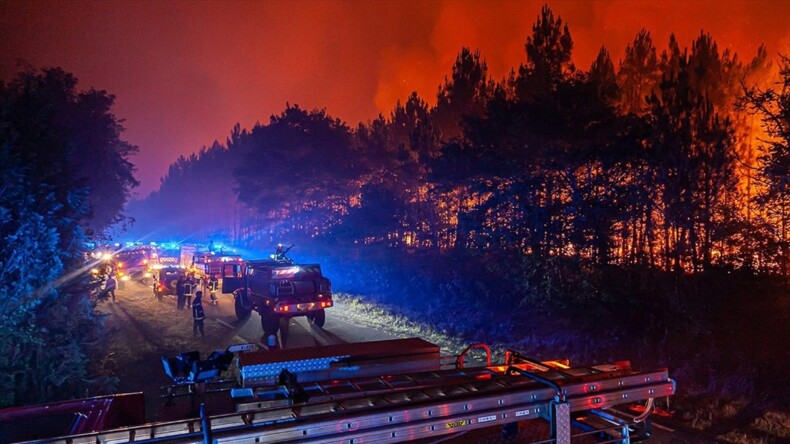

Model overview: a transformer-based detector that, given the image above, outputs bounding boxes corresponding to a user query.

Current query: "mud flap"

[551,401,571,444]
[221,263,244,293]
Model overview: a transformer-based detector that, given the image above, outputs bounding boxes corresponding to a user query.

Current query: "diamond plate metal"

[553,401,571,444]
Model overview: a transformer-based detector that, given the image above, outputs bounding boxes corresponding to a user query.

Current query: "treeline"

[132,6,788,279]
[0,68,138,406]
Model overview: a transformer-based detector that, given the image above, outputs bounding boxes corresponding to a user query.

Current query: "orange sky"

[1,0,787,197]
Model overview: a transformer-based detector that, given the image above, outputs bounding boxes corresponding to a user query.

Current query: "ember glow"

[0,0,787,196]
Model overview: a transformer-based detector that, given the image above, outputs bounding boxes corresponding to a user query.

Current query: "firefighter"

[104,273,117,302]
[208,274,219,305]
[192,291,206,337]
[184,274,196,308]
[275,243,293,262]
[176,274,186,310]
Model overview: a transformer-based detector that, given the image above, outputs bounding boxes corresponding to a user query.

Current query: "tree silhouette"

[233,105,360,242]
[618,29,661,115]
[0,66,133,406]
[588,46,619,104]
[515,4,574,99]
[434,47,493,142]
[648,34,737,271]
[741,54,790,280]
[0,67,138,238]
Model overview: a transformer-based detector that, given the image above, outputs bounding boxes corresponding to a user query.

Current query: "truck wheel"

[234,296,252,321]
[309,309,326,328]
[261,309,280,336]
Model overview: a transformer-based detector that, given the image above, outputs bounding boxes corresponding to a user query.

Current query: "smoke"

[372,0,790,115]
[2,0,787,196]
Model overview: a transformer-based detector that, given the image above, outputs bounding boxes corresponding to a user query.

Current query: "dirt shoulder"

[97,280,244,421]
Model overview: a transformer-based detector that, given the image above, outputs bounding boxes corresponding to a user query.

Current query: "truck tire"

[308,309,326,328]
[234,296,252,321]
[261,308,280,337]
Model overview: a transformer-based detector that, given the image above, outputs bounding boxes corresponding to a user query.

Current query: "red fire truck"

[0,338,676,443]
[190,253,244,283]
[113,245,156,280]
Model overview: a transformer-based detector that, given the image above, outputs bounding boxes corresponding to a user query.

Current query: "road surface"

[141,278,398,348]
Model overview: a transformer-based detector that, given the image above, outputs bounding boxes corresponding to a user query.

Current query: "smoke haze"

[1,0,786,196]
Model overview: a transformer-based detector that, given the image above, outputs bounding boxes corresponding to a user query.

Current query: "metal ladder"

[31,359,675,444]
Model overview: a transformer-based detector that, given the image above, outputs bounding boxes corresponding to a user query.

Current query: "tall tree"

[589,46,619,104]
[618,29,661,115]
[434,47,493,142]
[741,54,790,279]
[515,4,574,99]
[0,67,134,406]
[649,35,737,272]
[234,105,360,241]
[0,67,138,238]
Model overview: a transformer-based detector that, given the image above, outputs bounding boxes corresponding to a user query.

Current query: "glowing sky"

[1,0,787,197]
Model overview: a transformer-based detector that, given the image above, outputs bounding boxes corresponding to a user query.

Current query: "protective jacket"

[192,300,205,320]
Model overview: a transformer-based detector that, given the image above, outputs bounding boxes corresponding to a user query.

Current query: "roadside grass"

[337,293,472,356]
[719,410,790,444]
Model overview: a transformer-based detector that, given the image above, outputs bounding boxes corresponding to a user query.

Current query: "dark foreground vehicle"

[221,259,333,337]
[152,266,186,301]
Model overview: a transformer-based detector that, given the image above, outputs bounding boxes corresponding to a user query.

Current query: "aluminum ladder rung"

[208,375,675,443]
[29,364,674,444]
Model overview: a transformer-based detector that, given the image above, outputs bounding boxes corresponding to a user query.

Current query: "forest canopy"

[130,6,787,279]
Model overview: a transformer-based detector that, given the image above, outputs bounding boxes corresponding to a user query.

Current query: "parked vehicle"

[152,265,186,301]
[222,257,333,337]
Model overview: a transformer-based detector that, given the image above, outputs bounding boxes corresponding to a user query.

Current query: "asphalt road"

[139,280,399,349]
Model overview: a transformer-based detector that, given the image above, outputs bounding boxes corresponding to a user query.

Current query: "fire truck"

[190,253,244,283]
[0,338,676,443]
[221,256,333,338]
[113,245,157,282]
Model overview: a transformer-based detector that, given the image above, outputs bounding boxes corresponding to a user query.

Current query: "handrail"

[457,343,491,368]
[506,365,565,401]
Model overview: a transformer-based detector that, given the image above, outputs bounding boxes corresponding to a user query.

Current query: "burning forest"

[1,2,789,443]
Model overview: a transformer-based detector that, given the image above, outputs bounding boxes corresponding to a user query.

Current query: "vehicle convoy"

[221,250,333,337]
[0,337,677,444]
